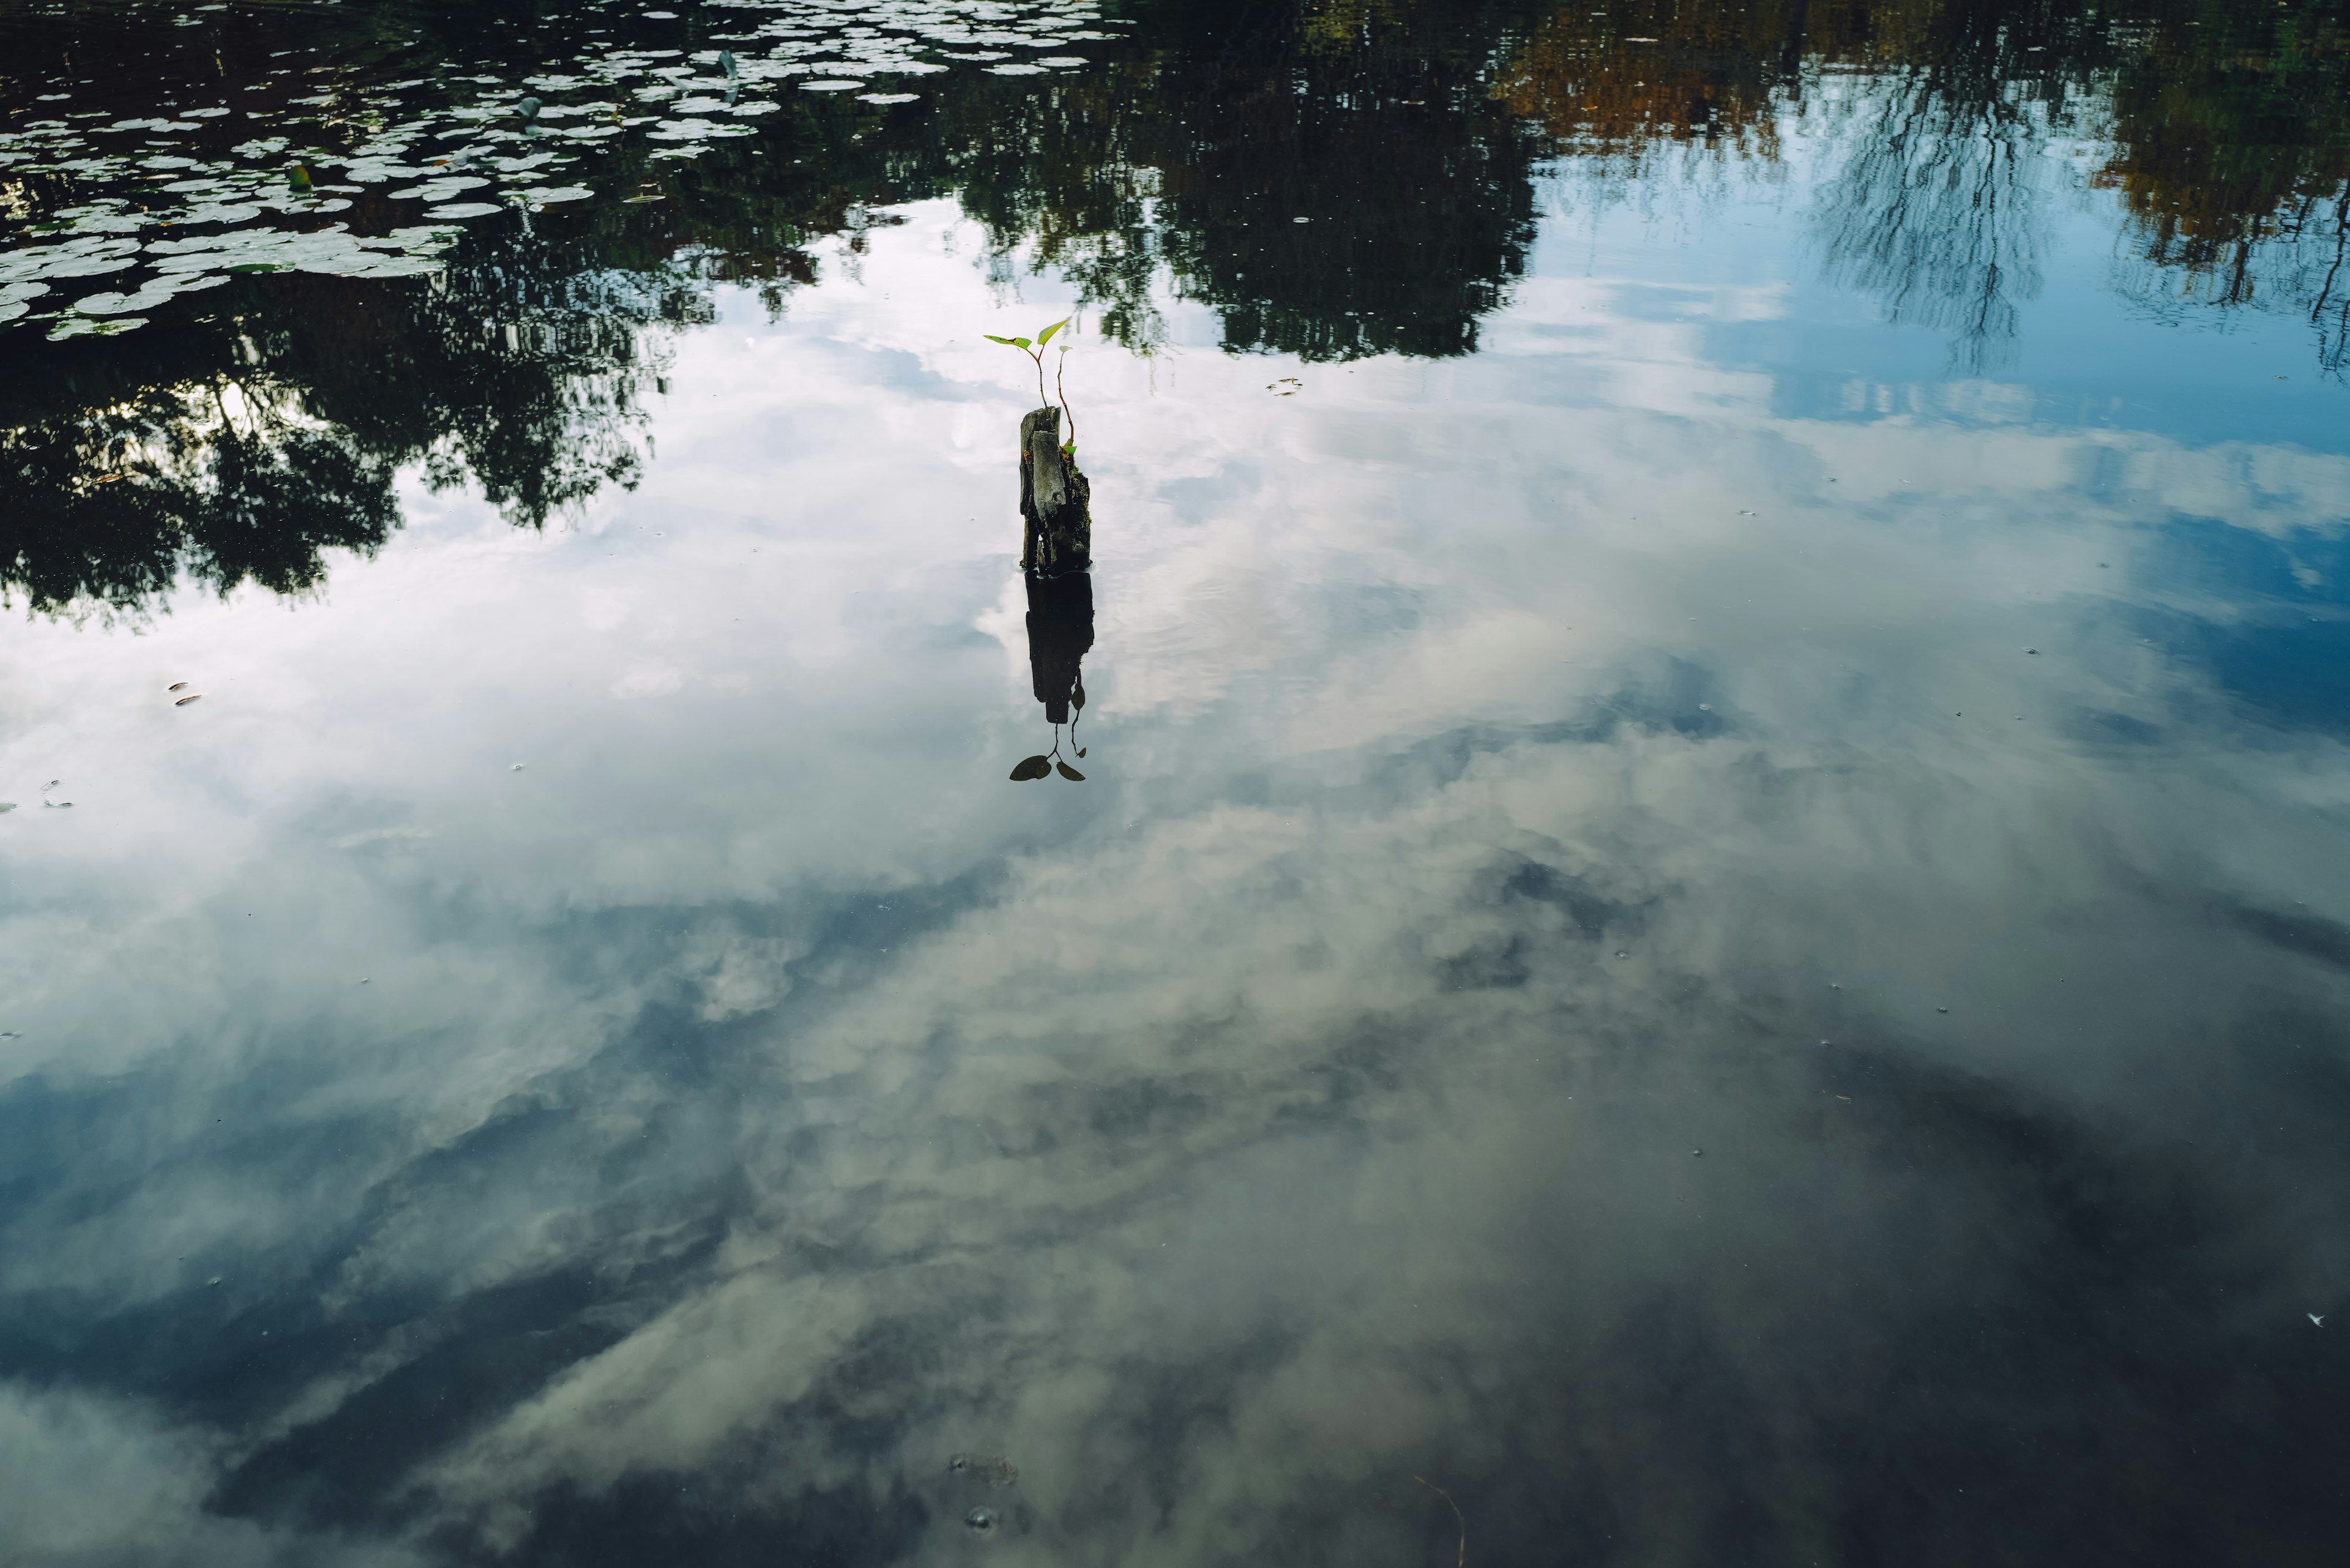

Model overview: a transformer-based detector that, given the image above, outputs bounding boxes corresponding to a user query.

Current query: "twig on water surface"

[1414,1474,1466,1567]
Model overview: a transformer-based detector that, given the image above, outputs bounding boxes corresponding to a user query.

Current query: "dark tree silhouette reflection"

[8,0,2350,622]
[0,222,695,619]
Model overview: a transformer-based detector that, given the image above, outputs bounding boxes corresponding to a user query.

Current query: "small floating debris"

[510,763,526,771]
[1614,950,1630,959]
[176,695,202,706]
[948,1454,1018,1487]
[168,681,188,692]
[963,1507,998,1537]
[2311,1313,2327,1326]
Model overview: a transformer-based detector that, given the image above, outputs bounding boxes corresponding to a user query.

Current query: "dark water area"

[4,1,2350,1563]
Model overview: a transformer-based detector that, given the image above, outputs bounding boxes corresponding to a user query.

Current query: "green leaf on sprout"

[983,334,1018,345]
[1010,336,1031,349]
[1009,755,1052,781]
[1056,761,1086,782]
[1037,316,1069,346]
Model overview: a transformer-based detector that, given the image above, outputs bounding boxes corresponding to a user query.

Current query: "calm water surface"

[4,1,2349,1563]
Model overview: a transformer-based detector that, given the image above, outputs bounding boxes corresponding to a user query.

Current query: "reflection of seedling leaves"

[1010,756,1052,781]
[1055,761,1085,781]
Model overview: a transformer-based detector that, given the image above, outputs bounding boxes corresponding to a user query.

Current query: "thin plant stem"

[1056,350,1076,450]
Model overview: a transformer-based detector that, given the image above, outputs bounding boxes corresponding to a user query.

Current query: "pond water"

[4,1,2349,1563]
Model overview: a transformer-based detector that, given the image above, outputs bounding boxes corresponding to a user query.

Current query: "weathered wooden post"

[1018,405,1091,577]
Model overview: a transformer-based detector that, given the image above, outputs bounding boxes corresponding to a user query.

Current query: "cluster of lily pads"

[0,0,1125,341]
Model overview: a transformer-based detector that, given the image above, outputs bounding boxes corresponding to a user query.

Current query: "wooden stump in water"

[1019,405,1091,576]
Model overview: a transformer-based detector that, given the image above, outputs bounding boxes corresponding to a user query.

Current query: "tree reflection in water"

[4,0,2348,619]
[1,222,699,619]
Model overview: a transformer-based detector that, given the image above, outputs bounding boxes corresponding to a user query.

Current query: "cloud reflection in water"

[0,181,2347,1568]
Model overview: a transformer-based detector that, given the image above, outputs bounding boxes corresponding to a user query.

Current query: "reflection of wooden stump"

[1019,406,1091,577]
[1026,569,1093,724]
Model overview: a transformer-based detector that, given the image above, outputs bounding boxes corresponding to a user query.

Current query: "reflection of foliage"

[1494,0,1799,166]
[1815,71,2051,373]
[0,218,698,618]
[942,0,1551,362]
[2097,0,2350,374]
[1802,0,2119,373]
[1145,0,1546,361]
[10,0,2350,621]
[0,358,398,620]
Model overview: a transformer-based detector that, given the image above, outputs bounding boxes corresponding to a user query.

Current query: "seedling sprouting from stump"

[985,316,1077,453]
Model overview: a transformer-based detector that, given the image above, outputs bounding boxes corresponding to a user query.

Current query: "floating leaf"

[1009,755,1051,781]
[1055,761,1086,781]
